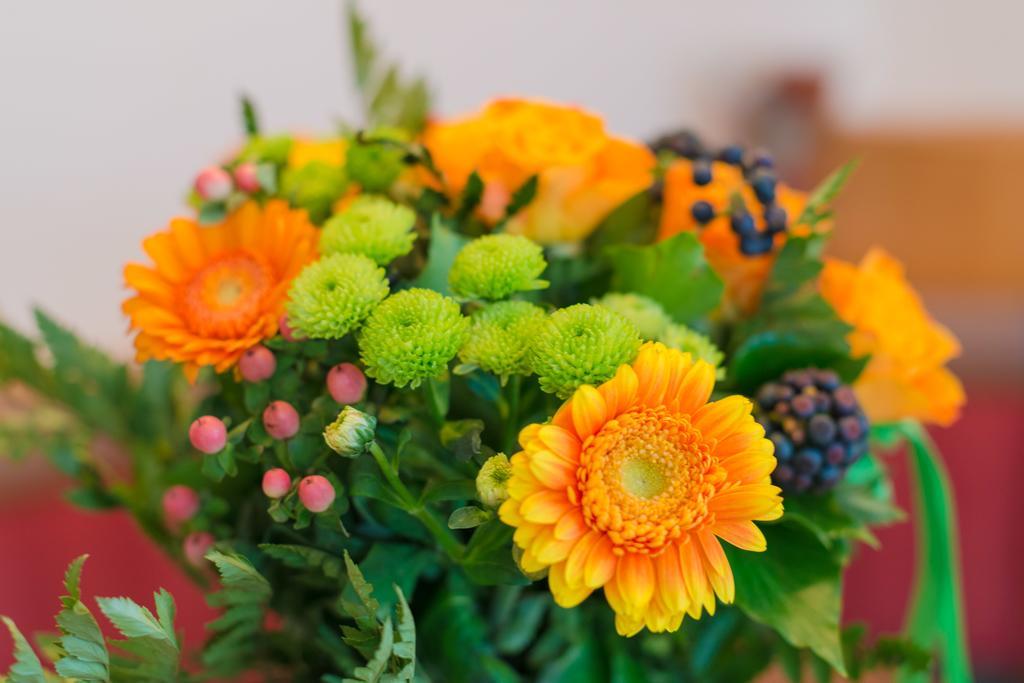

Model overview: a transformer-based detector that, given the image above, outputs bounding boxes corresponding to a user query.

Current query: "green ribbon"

[873,421,972,683]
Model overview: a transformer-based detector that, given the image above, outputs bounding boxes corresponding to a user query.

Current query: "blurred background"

[1,1,1022,680]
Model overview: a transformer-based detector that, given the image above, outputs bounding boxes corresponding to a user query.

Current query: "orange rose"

[820,248,965,426]
[422,98,655,244]
[658,159,811,317]
[287,137,347,170]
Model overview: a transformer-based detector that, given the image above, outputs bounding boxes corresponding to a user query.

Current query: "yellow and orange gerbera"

[422,98,655,244]
[123,200,318,381]
[820,248,965,426]
[658,159,814,317]
[499,342,783,636]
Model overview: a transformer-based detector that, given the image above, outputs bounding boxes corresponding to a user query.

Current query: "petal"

[697,531,734,603]
[518,423,543,450]
[710,484,784,521]
[692,396,753,442]
[668,359,716,416]
[520,489,572,524]
[548,561,593,608]
[615,613,645,637]
[529,450,578,489]
[615,553,655,614]
[553,508,588,542]
[636,345,672,407]
[598,364,639,418]
[679,539,715,618]
[712,520,767,552]
[565,530,603,584]
[653,545,689,614]
[536,425,582,462]
[532,528,577,564]
[572,385,608,441]
[583,535,618,588]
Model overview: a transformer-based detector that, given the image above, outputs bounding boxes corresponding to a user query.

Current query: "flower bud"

[162,485,200,524]
[183,531,215,567]
[189,415,227,454]
[233,162,261,193]
[239,344,276,382]
[298,475,335,513]
[194,165,233,201]
[278,314,302,342]
[476,453,512,508]
[263,401,300,440]
[327,363,367,404]
[261,468,292,499]
[323,406,376,457]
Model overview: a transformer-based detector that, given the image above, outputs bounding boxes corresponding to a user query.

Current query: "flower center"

[181,251,275,338]
[578,406,725,555]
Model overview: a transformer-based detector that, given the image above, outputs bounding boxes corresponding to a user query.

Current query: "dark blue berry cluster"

[649,130,789,256]
[754,368,869,495]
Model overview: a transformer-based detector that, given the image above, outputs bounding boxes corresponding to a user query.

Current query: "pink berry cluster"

[193,163,261,202]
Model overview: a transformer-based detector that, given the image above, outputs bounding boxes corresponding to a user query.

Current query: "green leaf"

[727,236,862,393]
[201,550,272,676]
[782,493,880,549]
[54,556,110,682]
[873,422,971,683]
[493,593,548,656]
[606,231,723,325]
[798,159,859,226]
[454,171,485,223]
[95,598,171,643]
[834,453,905,528]
[239,94,260,137]
[726,523,846,675]
[198,202,227,225]
[2,616,46,683]
[447,505,492,530]
[439,419,484,462]
[502,175,539,220]
[259,543,344,578]
[412,216,470,295]
[585,191,656,250]
[461,520,529,586]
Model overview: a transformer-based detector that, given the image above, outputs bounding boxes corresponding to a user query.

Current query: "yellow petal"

[615,553,655,614]
[529,449,578,489]
[598,364,639,418]
[653,544,690,614]
[571,384,608,440]
[520,489,571,524]
[712,520,767,552]
[669,359,716,416]
[548,561,593,608]
[692,395,753,442]
[536,425,582,461]
[583,535,618,588]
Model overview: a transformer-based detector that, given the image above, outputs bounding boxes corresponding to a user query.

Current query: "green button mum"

[457,300,546,384]
[593,292,673,340]
[320,195,417,266]
[280,161,349,224]
[286,253,389,339]
[448,234,548,300]
[661,323,725,379]
[528,303,641,398]
[358,288,470,388]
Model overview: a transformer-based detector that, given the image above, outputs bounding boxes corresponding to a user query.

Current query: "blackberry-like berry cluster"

[649,129,787,256]
[754,368,869,495]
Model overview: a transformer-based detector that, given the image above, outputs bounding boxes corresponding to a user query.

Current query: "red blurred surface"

[1,383,1022,676]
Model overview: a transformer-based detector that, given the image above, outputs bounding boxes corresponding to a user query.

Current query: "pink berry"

[183,531,215,567]
[189,415,227,454]
[162,485,200,523]
[298,475,335,513]
[194,165,233,201]
[262,609,285,633]
[262,468,292,498]
[239,345,276,382]
[278,314,302,342]
[327,363,367,404]
[233,162,261,193]
[263,401,300,440]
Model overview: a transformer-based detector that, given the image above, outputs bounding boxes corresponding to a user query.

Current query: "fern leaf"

[1,616,46,683]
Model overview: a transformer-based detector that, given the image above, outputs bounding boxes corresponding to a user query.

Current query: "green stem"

[369,442,465,560]
[502,375,522,454]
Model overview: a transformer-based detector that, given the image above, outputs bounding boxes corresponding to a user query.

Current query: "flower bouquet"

[1,6,969,682]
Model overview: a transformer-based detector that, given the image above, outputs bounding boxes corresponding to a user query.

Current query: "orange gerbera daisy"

[499,342,783,636]
[820,248,965,426]
[658,159,813,317]
[123,200,318,381]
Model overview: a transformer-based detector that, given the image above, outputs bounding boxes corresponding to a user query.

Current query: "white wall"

[1,0,1022,354]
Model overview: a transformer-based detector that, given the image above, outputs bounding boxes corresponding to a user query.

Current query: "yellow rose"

[287,137,348,170]
[422,98,655,244]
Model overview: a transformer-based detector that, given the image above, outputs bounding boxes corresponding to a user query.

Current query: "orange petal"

[565,530,602,583]
[536,425,581,462]
[615,553,655,613]
[520,489,571,524]
[692,396,753,442]
[583,535,618,588]
[697,531,734,603]
[669,359,716,415]
[548,561,593,608]
[571,385,607,440]
[713,520,767,552]
[529,450,577,489]
[710,484,783,521]
[654,545,689,614]
[598,363,639,418]
[553,508,588,542]
[679,539,715,618]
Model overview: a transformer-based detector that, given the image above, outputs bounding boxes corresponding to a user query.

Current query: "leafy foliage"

[2,616,46,683]
[346,2,430,133]
[54,555,110,681]
[606,232,724,326]
[201,550,273,677]
[797,159,859,226]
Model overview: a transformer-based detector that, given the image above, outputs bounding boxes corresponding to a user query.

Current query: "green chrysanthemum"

[345,128,408,192]
[448,234,548,300]
[528,304,641,398]
[240,134,293,165]
[286,254,389,339]
[476,453,512,508]
[320,196,417,266]
[457,301,546,383]
[280,161,348,224]
[358,288,470,388]
[661,323,726,379]
[593,292,673,340]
